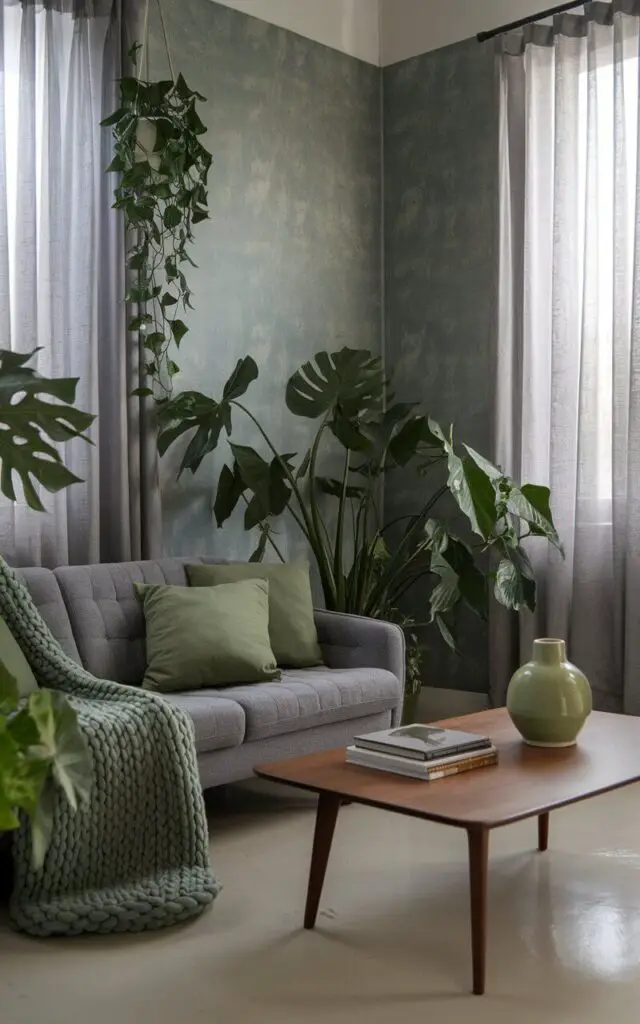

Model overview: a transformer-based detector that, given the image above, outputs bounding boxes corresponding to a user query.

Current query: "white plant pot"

[134,118,161,170]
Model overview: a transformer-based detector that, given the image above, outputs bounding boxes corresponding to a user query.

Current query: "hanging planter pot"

[101,8,213,400]
[133,117,162,170]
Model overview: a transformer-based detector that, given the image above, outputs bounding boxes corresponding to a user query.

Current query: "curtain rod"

[477,1,584,42]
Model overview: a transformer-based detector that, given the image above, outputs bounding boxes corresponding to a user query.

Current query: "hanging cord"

[154,0,175,83]
[135,0,174,83]
[136,0,151,83]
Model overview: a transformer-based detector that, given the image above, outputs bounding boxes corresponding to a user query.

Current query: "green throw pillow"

[186,562,323,668]
[137,579,280,693]
[0,615,38,698]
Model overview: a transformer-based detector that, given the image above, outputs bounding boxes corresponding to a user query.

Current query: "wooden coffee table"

[256,708,640,995]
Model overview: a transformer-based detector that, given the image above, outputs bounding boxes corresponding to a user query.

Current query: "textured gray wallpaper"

[383,39,498,693]
[148,5,498,691]
[150,1,382,561]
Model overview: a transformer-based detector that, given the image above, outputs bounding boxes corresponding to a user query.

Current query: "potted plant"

[154,348,562,710]
[102,46,213,399]
[0,349,93,871]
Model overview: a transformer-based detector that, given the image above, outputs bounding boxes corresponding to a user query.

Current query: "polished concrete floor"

[2,778,640,1023]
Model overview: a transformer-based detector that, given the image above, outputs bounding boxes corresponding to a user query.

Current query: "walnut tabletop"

[256,708,640,829]
[255,709,640,995]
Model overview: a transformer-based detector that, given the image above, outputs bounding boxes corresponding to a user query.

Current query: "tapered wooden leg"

[303,792,341,929]
[538,812,550,852]
[467,828,489,996]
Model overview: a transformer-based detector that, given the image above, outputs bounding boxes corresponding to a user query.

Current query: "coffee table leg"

[467,827,489,995]
[538,812,550,852]
[304,792,341,929]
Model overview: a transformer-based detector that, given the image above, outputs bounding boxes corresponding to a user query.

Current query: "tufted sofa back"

[50,558,208,684]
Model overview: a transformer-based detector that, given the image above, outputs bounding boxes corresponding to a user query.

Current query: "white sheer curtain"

[495,2,640,712]
[0,0,161,567]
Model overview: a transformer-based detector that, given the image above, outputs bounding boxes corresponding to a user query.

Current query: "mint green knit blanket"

[0,560,220,936]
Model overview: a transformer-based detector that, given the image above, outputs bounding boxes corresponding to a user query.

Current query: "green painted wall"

[383,39,499,693]
[149,5,498,691]
[151,1,382,561]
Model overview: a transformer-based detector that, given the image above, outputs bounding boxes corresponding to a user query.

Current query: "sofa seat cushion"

[160,692,246,753]
[220,667,402,742]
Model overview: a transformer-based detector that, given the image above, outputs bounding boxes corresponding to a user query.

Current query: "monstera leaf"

[157,357,258,476]
[0,349,94,511]
[286,348,384,450]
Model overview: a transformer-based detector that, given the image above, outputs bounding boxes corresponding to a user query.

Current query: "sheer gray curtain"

[494,1,640,712]
[0,0,161,566]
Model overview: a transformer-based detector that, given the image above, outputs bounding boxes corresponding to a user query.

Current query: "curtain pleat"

[0,0,162,566]
[495,6,640,712]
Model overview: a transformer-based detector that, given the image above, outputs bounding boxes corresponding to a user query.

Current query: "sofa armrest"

[314,609,406,694]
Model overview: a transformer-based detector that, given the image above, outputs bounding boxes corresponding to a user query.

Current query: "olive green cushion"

[186,562,323,668]
[0,615,38,698]
[137,579,280,693]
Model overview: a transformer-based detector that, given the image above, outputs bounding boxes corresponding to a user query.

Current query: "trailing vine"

[102,44,212,399]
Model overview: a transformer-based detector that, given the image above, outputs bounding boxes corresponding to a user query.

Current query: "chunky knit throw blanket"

[0,560,220,936]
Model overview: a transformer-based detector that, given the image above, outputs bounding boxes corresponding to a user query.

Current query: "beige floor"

[2,778,640,1024]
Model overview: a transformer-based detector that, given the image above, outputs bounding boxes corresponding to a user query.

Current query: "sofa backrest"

[15,567,81,663]
[52,558,204,683]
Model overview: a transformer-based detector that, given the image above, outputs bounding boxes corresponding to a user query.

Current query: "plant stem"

[233,402,337,606]
[334,448,351,608]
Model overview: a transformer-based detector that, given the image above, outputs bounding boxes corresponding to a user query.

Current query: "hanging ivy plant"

[102,45,213,399]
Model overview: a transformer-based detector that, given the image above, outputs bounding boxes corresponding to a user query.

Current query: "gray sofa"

[16,557,405,789]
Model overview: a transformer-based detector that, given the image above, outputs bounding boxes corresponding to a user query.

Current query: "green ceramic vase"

[506,639,592,747]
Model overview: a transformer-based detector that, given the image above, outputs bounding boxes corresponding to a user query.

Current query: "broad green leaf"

[230,447,292,526]
[286,348,384,423]
[507,485,563,552]
[463,445,503,481]
[160,292,178,308]
[171,319,188,345]
[435,615,456,652]
[132,387,154,398]
[494,559,536,613]
[214,464,244,527]
[0,787,20,831]
[389,415,444,467]
[442,536,488,618]
[157,391,229,475]
[27,690,92,812]
[100,107,128,127]
[231,445,271,514]
[0,732,48,817]
[249,530,269,563]
[7,707,40,746]
[164,205,182,229]
[296,449,311,480]
[30,779,56,871]
[0,662,18,715]
[451,454,497,540]
[424,518,449,557]
[222,357,259,402]
[429,556,460,616]
[0,349,94,511]
[330,410,371,452]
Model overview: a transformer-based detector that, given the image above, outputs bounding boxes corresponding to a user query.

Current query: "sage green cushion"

[186,562,323,668]
[137,579,280,693]
[0,615,38,698]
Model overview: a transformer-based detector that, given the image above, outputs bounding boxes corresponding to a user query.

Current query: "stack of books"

[346,723,498,780]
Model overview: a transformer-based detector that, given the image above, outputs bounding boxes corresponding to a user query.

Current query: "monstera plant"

[0,349,93,868]
[156,349,562,697]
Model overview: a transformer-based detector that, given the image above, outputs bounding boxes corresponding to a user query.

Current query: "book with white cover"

[346,744,498,780]
[354,723,492,762]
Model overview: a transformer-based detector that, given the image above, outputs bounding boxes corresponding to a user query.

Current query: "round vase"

[506,639,592,748]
